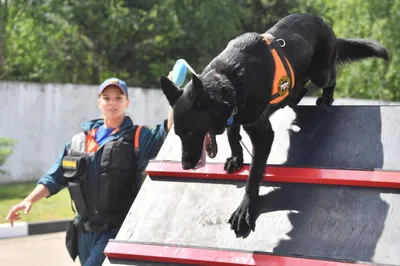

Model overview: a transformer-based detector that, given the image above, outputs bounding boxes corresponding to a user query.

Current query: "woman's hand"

[6,200,33,226]
[5,184,50,226]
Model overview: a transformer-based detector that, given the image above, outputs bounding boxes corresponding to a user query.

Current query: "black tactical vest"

[61,127,141,230]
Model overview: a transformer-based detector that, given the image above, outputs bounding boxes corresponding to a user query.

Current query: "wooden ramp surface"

[104,104,400,266]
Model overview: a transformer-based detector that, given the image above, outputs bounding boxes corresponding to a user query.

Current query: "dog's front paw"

[228,195,258,238]
[316,96,334,106]
[224,156,244,174]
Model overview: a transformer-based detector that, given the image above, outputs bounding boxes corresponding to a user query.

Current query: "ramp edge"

[146,161,400,189]
[104,240,374,266]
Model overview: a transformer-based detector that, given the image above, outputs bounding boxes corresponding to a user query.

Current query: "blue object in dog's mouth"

[172,59,188,87]
[205,132,217,159]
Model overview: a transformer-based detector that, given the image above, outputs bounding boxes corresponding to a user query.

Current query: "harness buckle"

[276,38,286,47]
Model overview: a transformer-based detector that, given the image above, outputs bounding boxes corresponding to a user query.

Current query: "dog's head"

[160,70,236,169]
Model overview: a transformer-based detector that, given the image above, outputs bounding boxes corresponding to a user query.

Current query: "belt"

[74,219,110,233]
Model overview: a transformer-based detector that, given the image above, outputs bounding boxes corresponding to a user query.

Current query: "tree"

[0,0,8,75]
[3,0,100,84]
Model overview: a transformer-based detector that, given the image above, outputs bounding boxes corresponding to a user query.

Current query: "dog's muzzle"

[181,132,218,169]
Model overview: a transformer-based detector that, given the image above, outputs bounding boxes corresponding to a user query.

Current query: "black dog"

[160,13,389,238]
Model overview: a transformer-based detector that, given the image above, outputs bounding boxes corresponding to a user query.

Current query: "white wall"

[0,81,170,184]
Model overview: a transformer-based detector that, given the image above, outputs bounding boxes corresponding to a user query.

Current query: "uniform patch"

[62,160,77,169]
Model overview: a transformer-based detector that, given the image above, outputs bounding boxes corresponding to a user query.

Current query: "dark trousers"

[77,228,119,266]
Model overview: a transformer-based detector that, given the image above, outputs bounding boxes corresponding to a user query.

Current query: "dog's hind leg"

[308,43,335,89]
[228,119,275,238]
[316,67,337,106]
[308,28,338,106]
[224,125,244,174]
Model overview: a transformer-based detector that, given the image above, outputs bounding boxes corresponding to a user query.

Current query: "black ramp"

[283,106,397,170]
[104,105,400,266]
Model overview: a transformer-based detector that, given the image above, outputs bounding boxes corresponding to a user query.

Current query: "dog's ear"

[192,74,209,104]
[160,76,183,106]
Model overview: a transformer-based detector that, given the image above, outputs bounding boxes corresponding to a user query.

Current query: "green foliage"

[0,0,398,100]
[3,0,99,84]
[0,138,17,172]
[1,0,291,88]
[297,0,399,101]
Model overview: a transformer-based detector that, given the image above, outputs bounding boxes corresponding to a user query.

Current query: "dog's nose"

[182,153,199,170]
[182,162,195,170]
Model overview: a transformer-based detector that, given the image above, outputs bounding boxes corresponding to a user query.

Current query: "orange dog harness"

[260,33,295,105]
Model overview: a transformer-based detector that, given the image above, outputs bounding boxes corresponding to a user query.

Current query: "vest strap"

[69,132,86,155]
[134,126,143,152]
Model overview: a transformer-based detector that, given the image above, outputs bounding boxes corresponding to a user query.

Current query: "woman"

[6,76,174,266]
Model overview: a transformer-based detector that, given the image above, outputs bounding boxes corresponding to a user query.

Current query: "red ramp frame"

[104,240,374,266]
[146,161,400,189]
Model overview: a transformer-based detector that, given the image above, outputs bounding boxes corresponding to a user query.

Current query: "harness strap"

[69,132,86,155]
[241,104,270,127]
[68,132,87,215]
[260,33,295,105]
[269,40,295,102]
[86,128,99,153]
[134,126,143,152]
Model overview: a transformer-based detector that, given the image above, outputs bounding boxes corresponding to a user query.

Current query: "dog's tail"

[336,38,389,66]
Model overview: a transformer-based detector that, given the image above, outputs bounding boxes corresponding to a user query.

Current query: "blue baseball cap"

[98,77,128,96]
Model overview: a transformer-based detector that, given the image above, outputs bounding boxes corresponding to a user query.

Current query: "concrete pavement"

[0,232,80,266]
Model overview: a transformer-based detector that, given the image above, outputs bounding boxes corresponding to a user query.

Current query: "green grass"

[0,181,75,223]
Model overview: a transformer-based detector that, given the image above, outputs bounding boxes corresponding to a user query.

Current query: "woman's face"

[97,86,130,120]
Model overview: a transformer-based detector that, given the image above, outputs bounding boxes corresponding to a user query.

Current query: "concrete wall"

[0,81,170,184]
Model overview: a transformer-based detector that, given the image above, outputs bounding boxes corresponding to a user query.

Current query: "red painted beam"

[146,161,400,189]
[104,241,372,266]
